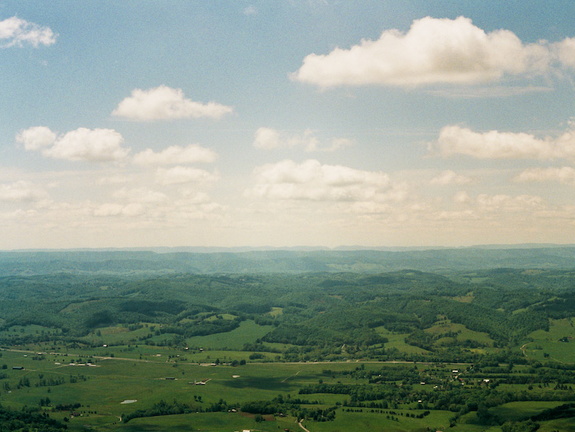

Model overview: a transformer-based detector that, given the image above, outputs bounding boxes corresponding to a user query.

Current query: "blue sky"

[2,1,575,249]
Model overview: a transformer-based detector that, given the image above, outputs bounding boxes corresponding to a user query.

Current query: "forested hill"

[1,245,575,276]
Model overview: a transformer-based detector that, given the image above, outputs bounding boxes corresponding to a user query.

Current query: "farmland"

[1,249,575,430]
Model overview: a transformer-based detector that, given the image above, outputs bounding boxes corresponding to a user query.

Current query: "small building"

[12,366,24,370]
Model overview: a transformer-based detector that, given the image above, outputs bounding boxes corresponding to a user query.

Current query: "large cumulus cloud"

[292,16,569,88]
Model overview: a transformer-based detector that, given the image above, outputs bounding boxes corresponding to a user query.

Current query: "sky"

[2,1,575,250]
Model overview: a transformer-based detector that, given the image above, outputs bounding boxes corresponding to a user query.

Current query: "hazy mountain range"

[1,244,574,276]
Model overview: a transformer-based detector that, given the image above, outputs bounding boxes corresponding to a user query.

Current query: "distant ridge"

[7,243,575,253]
[1,245,575,276]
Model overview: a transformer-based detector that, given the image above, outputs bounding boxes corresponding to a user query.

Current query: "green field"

[425,319,495,348]
[525,318,575,363]
[490,401,573,422]
[374,327,430,354]
[187,320,275,350]
[1,344,574,431]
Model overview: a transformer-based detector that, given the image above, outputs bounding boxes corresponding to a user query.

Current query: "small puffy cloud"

[133,144,217,166]
[243,5,258,15]
[292,16,551,88]
[253,127,353,152]
[248,159,405,202]
[17,127,129,162]
[431,125,575,160]
[253,127,282,150]
[515,166,575,185]
[16,126,56,151]
[430,170,472,185]
[155,166,219,185]
[0,17,56,48]
[112,85,233,121]
[0,181,48,202]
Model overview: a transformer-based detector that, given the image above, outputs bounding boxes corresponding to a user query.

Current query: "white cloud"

[16,126,56,151]
[292,16,551,88]
[243,5,258,15]
[475,194,545,212]
[155,166,219,185]
[96,174,131,185]
[0,181,48,202]
[430,170,472,185]
[112,188,168,204]
[93,202,145,217]
[248,159,405,202]
[253,127,282,150]
[453,191,472,204]
[432,125,575,160]
[178,190,212,204]
[0,17,56,48]
[112,85,233,121]
[515,166,575,185]
[133,144,217,166]
[93,188,223,222]
[552,38,575,69]
[18,127,129,162]
[253,127,353,152]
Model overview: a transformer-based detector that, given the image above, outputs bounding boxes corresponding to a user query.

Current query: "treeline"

[0,405,66,431]
[123,400,195,423]
[299,383,401,403]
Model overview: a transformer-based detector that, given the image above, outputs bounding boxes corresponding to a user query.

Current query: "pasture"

[525,318,575,363]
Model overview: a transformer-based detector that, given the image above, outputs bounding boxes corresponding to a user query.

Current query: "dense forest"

[0,249,574,362]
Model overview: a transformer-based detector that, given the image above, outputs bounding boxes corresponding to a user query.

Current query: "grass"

[268,307,283,317]
[0,324,61,338]
[374,327,430,354]
[2,319,575,432]
[425,319,494,347]
[489,401,575,422]
[307,408,453,432]
[525,317,575,363]
[82,324,155,345]
[187,320,274,350]
[539,417,575,432]
[116,412,296,432]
